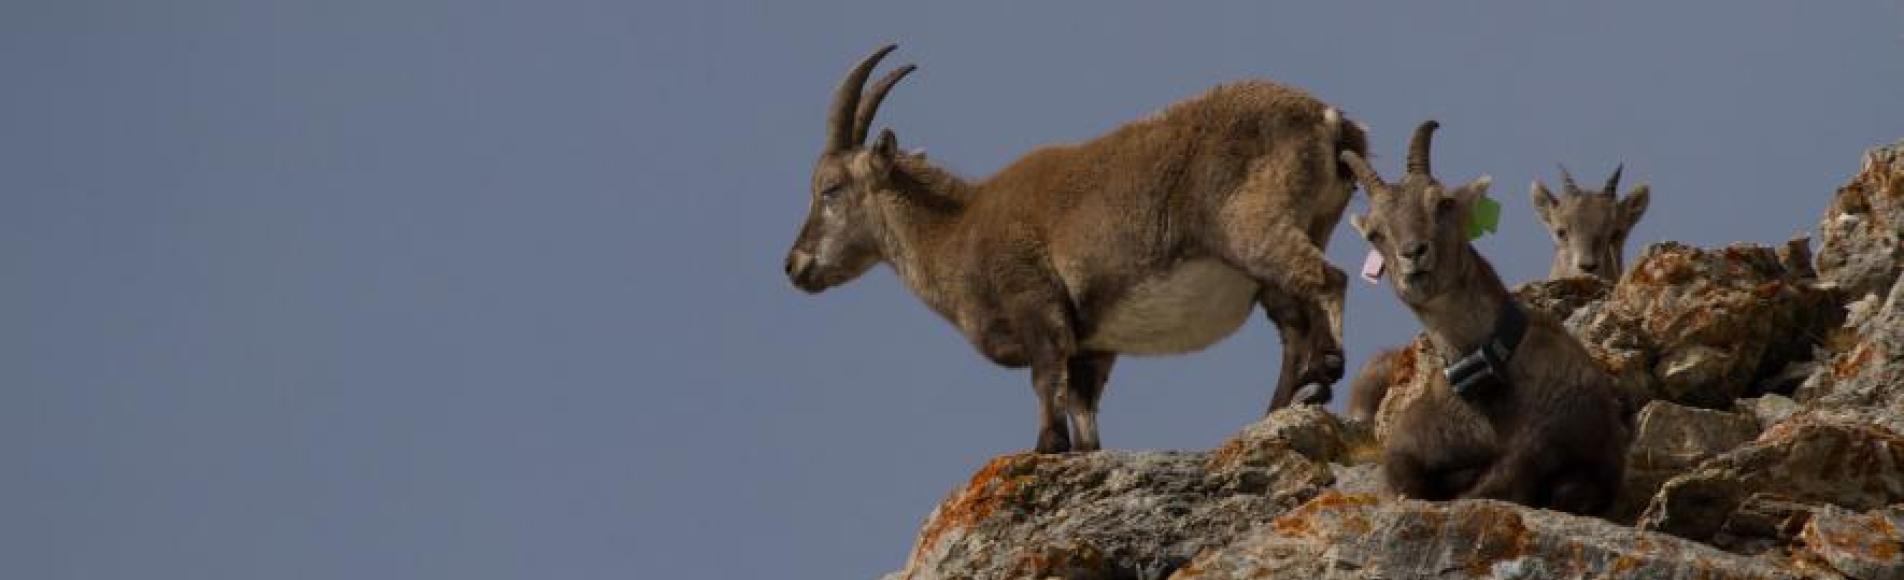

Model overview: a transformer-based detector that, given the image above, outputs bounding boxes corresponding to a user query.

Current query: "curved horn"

[1603,163,1624,195]
[1339,150,1386,192]
[826,44,897,152]
[851,64,916,146]
[1406,120,1440,176]
[1557,164,1581,194]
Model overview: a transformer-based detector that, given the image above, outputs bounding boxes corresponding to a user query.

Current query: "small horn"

[1339,150,1385,192]
[851,64,916,146]
[825,44,897,152]
[1603,163,1624,196]
[1557,164,1581,194]
[1407,120,1439,176]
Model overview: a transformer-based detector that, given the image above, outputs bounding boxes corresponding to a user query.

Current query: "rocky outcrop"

[1815,140,1904,302]
[1174,492,1811,579]
[1799,268,1904,415]
[1612,401,1762,523]
[1571,242,1839,408]
[1798,504,1904,580]
[1638,417,1904,546]
[888,407,1353,580]
[1514,276,1613,322]
[888,139,1904,579]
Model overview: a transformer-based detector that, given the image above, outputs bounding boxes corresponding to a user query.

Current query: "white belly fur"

[1082,259,1259,355]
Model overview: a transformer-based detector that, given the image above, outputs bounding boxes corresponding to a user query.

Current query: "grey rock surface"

[1173,493,1815,579]
[1639,418,1904,545]
[888,407,1347,580]
[1815,140,1904,302]
[1612,401,1762,523]
[1572,242,1839,408]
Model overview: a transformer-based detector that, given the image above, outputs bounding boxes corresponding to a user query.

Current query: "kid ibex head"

[785,44,916,293]
[1343,121,1493,305]
[1530,165,1649,280]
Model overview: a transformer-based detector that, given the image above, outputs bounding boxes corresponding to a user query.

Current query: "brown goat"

[1345,166,1650,423]
[783,45,1366,453]
[1343,121,1627,515]
[1531,166,1650,280]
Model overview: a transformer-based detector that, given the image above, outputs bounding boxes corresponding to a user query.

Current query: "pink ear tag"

[1361,249,1386,284]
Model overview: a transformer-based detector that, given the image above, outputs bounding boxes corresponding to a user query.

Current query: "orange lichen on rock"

[1271,491,1378,538]
[1832,342,1877,379]
[907,454,1040,565]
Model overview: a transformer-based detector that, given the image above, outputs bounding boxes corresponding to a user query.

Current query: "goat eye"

[820,185,844,200]
[1555,228,1569,240]
[1366,230,1384,244]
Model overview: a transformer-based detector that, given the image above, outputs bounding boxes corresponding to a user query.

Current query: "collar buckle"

[1442,301,1527,401]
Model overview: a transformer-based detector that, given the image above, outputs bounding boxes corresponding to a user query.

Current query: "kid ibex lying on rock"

[1342,121,1627,515]
[1345,164,1651,422]
[783,45,1366,453]
[1531,165,1650,280]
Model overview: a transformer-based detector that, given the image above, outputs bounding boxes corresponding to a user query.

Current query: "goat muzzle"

[785,251,824,293]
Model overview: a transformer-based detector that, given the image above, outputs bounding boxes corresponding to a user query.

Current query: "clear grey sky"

[4,1,1901,578]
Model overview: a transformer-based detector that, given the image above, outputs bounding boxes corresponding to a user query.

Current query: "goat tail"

[1347,346,1404,422]
[1326,107,1371,186]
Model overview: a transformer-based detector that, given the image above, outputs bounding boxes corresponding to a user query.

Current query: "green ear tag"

[1467,196,1501,240]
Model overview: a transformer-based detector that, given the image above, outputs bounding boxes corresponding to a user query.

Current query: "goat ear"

[1529,180,1557,224]
[1450,175,1492,207]
[854,128,900,178]
[873,128,900,161]
[1619,184,1650,230]
[1350,213,1371,238]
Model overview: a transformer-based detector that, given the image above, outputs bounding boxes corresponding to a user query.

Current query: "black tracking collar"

[1443,299,1528,400]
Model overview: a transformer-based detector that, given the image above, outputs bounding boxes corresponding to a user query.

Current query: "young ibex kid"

[1531,166,1650,280]
[1342,121,1627,515]
[784,45,1366,453]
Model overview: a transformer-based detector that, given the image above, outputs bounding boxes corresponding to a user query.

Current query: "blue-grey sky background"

[5,1,1902,578]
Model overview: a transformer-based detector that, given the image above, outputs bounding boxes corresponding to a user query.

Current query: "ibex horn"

[1603,164,1624,196]
[1557,164,1581,194]
[852,64,916,147]
[1407,120,1439,176]
[826,44,897,152]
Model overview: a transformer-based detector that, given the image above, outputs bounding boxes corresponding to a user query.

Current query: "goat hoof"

[1035,428,1072,454]
[1321,353,1346,381]
[1293,382,1332,406]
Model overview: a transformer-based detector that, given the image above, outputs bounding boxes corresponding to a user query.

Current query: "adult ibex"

[1531,165,1650,280]
[1343,121,1627,515]
[783,45,1366,453]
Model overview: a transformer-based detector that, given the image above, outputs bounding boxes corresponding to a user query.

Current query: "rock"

[1799,504,1904,580]
[1781,235,1820,280]
[1639,418,1904,545]
[1370,335,1452,444]
[1816,139,1904,302]
[1172,492,1810,579]
[1573,242,1840,408]
[891,407,1355,580]
[1212,404,1374,468]
[1514,276,1614,322]
[1738,394,1803,429]
[1327,463,1384,496]
[1612,401,1762,523]
[1710,493,1822,556]
[1778,406,1904,440]
[1800,269,1904,412]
